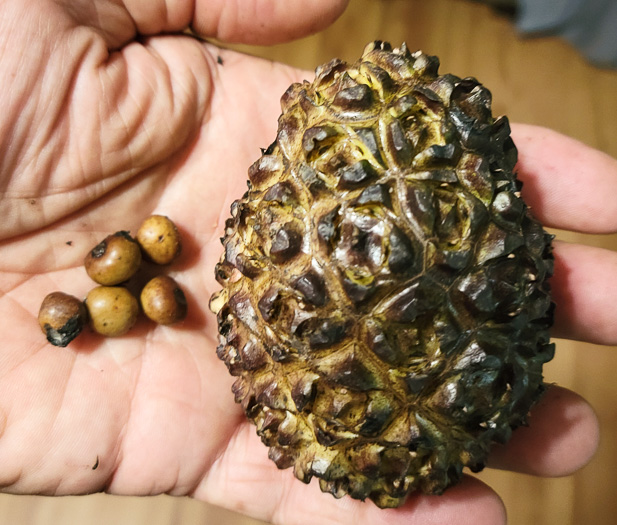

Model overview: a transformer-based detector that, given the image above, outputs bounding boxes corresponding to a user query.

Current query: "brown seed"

[38,292,88,347]
[140,275,187,325]
[85,286,139,337]
[84,231,142,285]
[136,215,182,265]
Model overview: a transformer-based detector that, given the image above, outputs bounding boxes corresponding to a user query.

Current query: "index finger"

[512,123,617,234]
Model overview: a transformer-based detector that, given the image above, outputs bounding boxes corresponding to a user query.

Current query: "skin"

[0,1,610,524]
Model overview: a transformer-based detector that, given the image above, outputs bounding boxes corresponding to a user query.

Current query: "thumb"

[190,0,351,44]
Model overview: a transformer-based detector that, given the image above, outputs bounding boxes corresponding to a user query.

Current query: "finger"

[66,0,350,47]
[197,424,506,525]
[551,241,617,345]
[488,385,599,477]
[271,475,506,525]
[512,123,617,234]
[192,0,351,44]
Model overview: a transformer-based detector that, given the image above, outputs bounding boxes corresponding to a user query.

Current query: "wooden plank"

[0,494,265,525]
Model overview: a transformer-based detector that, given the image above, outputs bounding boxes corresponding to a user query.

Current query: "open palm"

[0,1,612,524]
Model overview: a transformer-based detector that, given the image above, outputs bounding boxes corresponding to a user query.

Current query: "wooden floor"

[4,0,617,523]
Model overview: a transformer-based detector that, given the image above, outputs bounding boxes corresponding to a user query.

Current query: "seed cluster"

[38,215,187,347]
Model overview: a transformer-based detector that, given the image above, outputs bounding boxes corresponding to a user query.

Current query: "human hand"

[0,1,606,524]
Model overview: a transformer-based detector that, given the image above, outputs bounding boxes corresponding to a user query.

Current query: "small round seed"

[140,275,187,325]
[38,292,88,347]
[84,231,142,285]
[85,286,139,337]
[136,215,182,265]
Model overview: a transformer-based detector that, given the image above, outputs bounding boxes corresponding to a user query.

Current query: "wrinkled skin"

[0,1,612,524]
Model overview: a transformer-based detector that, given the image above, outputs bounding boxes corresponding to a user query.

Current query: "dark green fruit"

[84,231,142,285]
[136,215,182,265]
[38,292,88,347]
[210,42,555,508]
[140,275,187,325]
[85,286,139,336]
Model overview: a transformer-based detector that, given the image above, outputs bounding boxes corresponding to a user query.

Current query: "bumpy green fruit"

[210,41,554,508]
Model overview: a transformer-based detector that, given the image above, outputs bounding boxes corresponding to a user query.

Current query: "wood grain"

[3,1,616,523]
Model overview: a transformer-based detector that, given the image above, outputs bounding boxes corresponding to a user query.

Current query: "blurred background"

[3,0,616,523]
